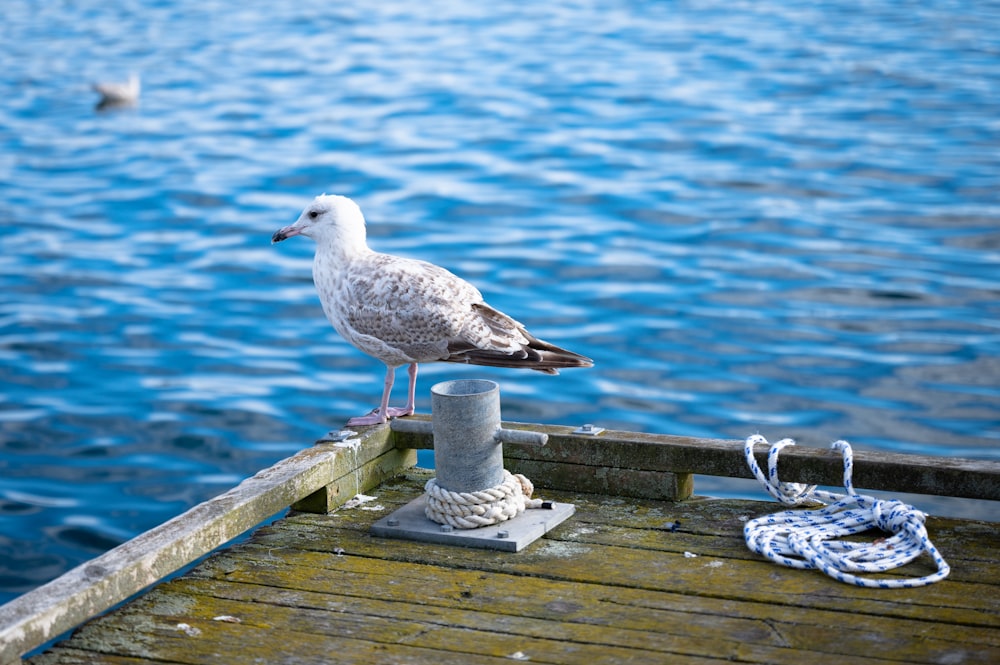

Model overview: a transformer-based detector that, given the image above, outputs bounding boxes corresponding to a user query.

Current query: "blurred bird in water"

[93,73,140,110]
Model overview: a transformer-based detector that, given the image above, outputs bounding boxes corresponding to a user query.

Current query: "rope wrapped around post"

[742,434,951,588]
[425,470,544,529]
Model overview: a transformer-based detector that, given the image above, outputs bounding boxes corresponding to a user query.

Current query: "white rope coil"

[743,434,950,588]
[424,470,544,529]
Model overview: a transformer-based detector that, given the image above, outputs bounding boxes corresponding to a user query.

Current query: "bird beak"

[271,225,301,243]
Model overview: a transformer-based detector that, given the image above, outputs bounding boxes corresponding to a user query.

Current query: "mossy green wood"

[29,473,1000,665]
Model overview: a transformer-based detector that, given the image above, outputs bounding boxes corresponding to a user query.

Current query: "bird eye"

[308,211,319,219]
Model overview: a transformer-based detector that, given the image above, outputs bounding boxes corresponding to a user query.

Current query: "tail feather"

[444,302,593,373]
[446,335,593,374]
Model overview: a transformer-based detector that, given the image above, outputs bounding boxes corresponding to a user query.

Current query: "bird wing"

[340,252,591,373]
[342,254,484,361]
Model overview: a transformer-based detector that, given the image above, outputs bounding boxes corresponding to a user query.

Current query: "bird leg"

[394,363,418,417]
[382,363,417,418]
[346,363,416,426]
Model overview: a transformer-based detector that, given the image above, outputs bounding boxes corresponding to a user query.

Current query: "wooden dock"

[4,417,999,664]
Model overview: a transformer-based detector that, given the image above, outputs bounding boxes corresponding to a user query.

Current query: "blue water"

[2,0,999,605]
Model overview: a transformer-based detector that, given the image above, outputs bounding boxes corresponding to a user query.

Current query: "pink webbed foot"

[346,406,413,426]
[346,412,387,426]
[384,406,414,418]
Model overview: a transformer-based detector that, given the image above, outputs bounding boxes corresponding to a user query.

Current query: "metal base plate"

[371,495,575,552]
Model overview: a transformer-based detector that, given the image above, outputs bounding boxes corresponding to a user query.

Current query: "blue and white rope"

[743,434,950,588]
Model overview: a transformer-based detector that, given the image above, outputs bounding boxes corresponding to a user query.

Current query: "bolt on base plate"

[370,495,575,552]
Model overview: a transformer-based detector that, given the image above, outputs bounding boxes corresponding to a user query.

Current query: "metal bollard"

[432,379,501,493]
[428,379,546,493]
[377,379,571,552]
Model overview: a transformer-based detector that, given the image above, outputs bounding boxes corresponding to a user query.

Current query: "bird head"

[271,194,368,250]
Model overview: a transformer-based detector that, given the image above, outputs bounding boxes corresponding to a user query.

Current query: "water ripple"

[2,0,999,603]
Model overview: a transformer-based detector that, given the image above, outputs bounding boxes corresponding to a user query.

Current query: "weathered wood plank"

[186,547,997,663]
[243,518,998,628]
[55,586,731,665]
[283,472,1000,586]
[197,478,998,657]
[32,474,996,665]
[31,614,523,665]
[0,425,410,665]
[162,576,790,659]
[505,457,694,500]
[387,416,1000,500]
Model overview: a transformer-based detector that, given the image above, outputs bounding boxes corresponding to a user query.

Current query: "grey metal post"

[431,379,504,493]
[376,380,568,550]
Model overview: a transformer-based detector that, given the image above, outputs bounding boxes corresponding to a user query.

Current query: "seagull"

[271,194,593,426]
[92,74,140,108]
